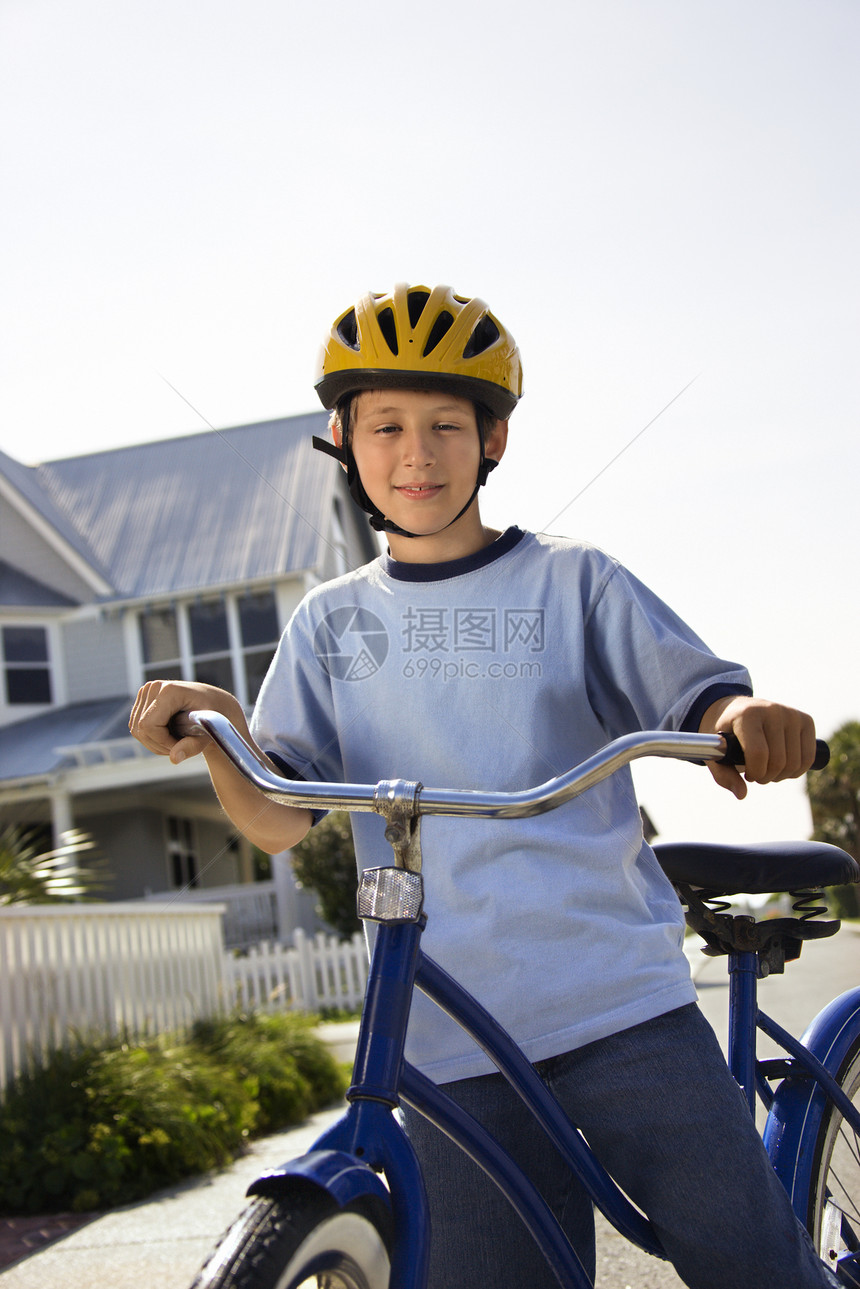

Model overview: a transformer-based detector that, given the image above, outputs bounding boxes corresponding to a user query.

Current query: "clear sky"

[2,0,857,846]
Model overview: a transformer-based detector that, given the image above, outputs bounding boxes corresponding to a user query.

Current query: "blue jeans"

[401,1004,835,1288]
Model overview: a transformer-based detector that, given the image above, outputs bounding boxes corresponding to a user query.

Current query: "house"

[0,413,379,941]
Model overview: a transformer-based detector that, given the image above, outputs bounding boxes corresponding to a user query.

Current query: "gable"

[0,560,78,609]
[0,455,111,602]
[0,495,101,605]
[34,413,339,600]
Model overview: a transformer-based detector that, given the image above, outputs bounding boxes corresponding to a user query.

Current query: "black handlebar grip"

[167,710,200,741]
[720,732,830,771]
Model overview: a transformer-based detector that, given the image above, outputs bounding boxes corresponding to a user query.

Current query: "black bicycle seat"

[654,840,859,896]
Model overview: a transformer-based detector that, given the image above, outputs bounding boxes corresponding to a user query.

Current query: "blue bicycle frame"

[256,916,663,1289]
[250,915,860,1289]
[176,713,860,1287]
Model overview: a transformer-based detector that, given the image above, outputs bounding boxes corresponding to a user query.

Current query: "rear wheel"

[191,1191,391,1289]
[806,1039,860,1274]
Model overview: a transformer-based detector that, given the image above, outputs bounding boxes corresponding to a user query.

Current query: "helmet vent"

[377,306,399,355]
[407,290,430,327]
[315,285,521,420]
[337,310,360,351]
[422,311,454,356]
[463,315,500,359]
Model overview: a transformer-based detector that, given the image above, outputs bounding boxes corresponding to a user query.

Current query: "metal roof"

[0,697,132,783]
[0,414,381,787]
[4,412,348,602]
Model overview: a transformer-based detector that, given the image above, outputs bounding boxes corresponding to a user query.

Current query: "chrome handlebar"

[170,710,828,907]
[169,709,737,822]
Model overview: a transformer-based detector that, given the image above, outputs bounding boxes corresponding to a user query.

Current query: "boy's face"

[341,388,507,560]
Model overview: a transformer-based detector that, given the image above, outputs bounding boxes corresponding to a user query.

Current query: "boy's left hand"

[698,695,817,800]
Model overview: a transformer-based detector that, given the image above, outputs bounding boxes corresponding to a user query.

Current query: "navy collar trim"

[379,527,526,583]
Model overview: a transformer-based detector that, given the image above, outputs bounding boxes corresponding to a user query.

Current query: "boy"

[130,283,833,1288]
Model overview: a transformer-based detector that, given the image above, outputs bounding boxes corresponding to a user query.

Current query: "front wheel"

[191,1191,391,1289]
[806,1037,860,1273]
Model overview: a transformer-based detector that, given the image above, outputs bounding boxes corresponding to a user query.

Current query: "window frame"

[137,590,281,708]
[165,814,199,890]
[0,620,57,716]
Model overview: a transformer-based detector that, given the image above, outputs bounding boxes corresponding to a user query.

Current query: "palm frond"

[0,826,109,904]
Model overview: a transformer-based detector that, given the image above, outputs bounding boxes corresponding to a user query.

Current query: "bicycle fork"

[311,917,432,1289]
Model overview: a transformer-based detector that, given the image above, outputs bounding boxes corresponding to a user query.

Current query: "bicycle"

[173,711,860,1289]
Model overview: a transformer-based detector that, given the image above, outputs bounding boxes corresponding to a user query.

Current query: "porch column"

[272,850,295,941]
[271,850,321,942]
[50,789,80,892]
[50,790,74,847]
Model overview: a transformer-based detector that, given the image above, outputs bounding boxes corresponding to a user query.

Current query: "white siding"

[1,495,94,604]
[62,613,128,702]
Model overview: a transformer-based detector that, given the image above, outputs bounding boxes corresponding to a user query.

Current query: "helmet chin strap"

[312,435,498,540]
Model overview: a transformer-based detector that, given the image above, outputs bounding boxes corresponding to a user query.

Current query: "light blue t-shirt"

[251,528,751,1083]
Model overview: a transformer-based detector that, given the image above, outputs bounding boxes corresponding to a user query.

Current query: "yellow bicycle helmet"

[312,283,522,538]
[314,283,522,421]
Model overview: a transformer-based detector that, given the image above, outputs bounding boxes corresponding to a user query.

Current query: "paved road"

[1,930,857,1288]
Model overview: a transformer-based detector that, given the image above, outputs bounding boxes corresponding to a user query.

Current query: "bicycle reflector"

[357,867,424,923]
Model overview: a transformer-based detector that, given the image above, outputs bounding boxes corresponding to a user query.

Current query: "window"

[166,816,199,889]
[2,626,52,705]
[138,592,280,706]
[189,599,233,689]
[238,592,280,704]
[140,608,183,683]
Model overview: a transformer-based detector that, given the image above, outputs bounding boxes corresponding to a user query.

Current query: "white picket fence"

[225,931,367,1014]
[0,905,367,1092]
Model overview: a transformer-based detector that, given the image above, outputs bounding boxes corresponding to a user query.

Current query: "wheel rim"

[812,1056,860,1267]
[291,1256,377,1288]
[280,1212,390,1289]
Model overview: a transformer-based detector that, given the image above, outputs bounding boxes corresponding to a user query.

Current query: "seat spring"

[788,888,829,921]
[697,892,733,917]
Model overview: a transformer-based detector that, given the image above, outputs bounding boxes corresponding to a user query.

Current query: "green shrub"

[290,812,360,938]
[190,1011,345,1134]
[0,1014,348,1216]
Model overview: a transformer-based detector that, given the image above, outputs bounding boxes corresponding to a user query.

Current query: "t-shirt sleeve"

[249,597,344,791]
[583,562,752,738]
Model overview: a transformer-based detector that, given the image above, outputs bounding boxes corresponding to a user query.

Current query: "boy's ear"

[485,419,509,466]
[312,411,348,468]
[329,413,348,467]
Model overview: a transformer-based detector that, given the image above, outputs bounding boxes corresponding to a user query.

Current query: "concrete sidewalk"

[0,1103,349,1288]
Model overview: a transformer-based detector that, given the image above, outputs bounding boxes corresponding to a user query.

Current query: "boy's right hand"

[130,682,312,856]
[129,681,247,765]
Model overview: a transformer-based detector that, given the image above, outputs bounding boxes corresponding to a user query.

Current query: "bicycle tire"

[190,1190,391,1289]
[806,1034,860,1272]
